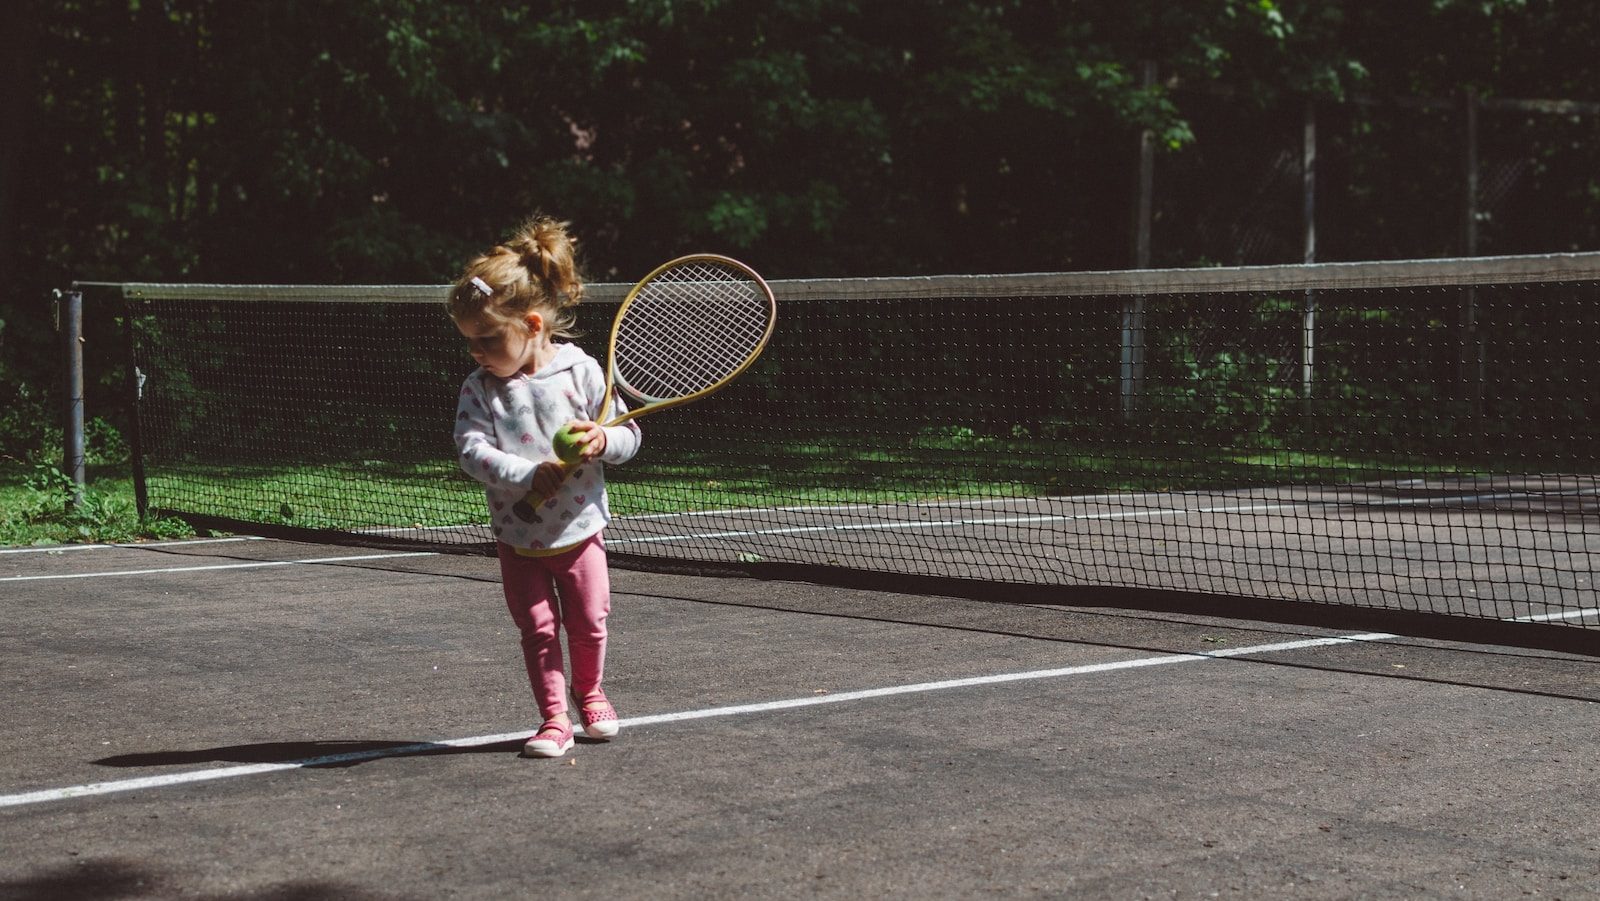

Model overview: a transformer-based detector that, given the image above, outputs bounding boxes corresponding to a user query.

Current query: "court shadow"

[0,857,418,900]
[94,738,523,770]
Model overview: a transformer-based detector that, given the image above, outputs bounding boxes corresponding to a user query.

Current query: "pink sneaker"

[573,691,620,740]
[522,720,575,758]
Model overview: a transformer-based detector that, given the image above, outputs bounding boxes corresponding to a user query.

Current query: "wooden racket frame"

[595,253,777,428]
[534,253,777,496]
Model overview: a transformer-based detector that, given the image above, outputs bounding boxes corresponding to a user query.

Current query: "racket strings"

[614,261,773,402]
[618,299,765,397]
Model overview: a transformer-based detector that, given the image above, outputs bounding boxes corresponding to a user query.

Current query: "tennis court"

[12,254,1599,896]
[4,518,1599,898]
[14,7,1600,897]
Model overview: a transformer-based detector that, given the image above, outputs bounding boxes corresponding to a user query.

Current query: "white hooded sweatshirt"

[453,342,641,552]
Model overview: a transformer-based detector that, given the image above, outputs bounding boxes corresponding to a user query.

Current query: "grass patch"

[0,462,193,547]
[5,433,1480,548]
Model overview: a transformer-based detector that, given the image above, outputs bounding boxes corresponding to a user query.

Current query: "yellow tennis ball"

[552,425,585,464]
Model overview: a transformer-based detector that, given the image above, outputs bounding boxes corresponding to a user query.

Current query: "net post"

[1119,299,1147,421]
[1459,89,1485,416]
[121,294,149,520]
[60,288,86,510]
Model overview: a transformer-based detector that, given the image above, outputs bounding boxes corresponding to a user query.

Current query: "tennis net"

[115,252,1600,649]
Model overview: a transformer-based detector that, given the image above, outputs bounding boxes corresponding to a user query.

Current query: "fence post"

[62,288,86,509]
[122,299,149,520]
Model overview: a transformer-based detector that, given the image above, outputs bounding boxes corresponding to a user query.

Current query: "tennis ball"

[552,424,586,464]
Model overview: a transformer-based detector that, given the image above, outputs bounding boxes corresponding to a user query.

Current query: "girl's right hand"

[530,460,568,499]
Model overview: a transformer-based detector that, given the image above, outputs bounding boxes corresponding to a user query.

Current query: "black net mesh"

[123,257,1600,644]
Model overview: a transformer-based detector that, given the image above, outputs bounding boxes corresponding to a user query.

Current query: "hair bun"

[518,235,549,276]
[510,217,583,304]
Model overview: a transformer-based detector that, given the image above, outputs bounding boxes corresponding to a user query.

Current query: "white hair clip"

[469,277,493,297]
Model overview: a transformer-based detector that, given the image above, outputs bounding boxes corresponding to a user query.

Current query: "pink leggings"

[496,535,611,720]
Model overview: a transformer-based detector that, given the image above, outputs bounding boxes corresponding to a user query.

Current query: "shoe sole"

[521,737,575,758]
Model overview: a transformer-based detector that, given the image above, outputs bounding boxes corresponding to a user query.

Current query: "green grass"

[0,463,194,547]
[3,435,1477,549]
[633,435,1465,506]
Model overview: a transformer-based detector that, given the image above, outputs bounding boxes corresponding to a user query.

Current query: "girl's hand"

[530,461,567,499]
[530,423,607,498]
[563,420,608,461]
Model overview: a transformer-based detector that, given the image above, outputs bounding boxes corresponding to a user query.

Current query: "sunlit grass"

[4,435,1474,548]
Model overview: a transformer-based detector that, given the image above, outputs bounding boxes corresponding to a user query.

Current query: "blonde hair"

[448,217,585,339]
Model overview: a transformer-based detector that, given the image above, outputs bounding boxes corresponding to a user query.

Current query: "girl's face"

[456,314,543,378]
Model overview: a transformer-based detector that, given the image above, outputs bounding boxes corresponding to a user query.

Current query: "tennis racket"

[537,253,777,495]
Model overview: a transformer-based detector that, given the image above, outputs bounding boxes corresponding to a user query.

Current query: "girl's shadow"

[93,737,548,769]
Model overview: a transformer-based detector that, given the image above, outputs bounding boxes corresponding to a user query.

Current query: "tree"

[5,0,1596,467]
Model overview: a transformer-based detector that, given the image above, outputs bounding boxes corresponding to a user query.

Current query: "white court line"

[0,536,265,556]
[0,602,1591,810]
[6,487,1595,579]
[380,484,1598,549]
[0,630,1401,810]
[1520,607,1600,624]
[612,508,1190,547]
[618,490,1144,520]
[0,498,1397,579]
[0,551,437,583]
[617,481,1595,520]
[607,489,1576,548]
[8,485,1589,564]
[621,483,1599,521]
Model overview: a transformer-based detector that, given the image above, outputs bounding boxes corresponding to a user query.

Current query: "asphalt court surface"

[3,537,1599,899]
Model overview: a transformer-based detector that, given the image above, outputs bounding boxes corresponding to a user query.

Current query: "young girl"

[448,217,641,759]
